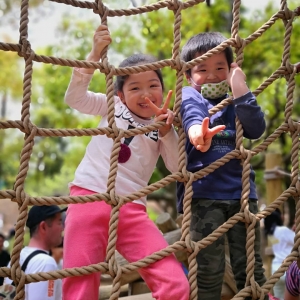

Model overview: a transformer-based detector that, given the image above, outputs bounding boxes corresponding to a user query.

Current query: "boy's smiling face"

[188,51,229,91]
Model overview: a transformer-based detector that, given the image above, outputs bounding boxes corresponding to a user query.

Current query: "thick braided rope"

[0,0,300,299]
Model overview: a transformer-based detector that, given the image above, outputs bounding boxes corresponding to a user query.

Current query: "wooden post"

[264,152,284,279]
[155,212,178,233]
[265,153,284,210]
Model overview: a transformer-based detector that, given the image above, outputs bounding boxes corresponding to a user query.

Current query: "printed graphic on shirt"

[215,129,236,139]
[116,105,159,142]
[210,117,235,139]
[48,280,54,297]
[211,129,236,154]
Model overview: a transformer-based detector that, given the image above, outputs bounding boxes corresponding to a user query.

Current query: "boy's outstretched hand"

[145,90,174,137]
[188,117,225,152]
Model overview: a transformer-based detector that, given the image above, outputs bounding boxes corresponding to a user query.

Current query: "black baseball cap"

[26,205,67,229]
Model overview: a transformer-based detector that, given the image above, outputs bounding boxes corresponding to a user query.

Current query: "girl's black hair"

[114,53,164,94]
[181,32,234,77]
[264,208,283,236]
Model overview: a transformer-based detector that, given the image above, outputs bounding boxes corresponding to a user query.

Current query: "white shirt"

[269,226,295,265]
[65,69,179,206]
[4,247,62,300]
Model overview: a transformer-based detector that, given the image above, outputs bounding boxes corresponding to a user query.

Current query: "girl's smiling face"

[117,70,163,119]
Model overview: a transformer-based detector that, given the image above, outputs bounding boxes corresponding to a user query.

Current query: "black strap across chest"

[11,250,48,286]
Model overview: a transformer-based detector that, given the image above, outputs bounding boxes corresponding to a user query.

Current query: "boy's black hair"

[181,32,234,77]
[114,53,164,94]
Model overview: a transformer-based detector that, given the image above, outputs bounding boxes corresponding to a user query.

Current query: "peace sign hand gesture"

[188,117,225,152]
[145,90,174,137]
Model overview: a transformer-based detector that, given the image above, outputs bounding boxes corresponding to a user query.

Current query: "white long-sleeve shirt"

[65,69,179,206]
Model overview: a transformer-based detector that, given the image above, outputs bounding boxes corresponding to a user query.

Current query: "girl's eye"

[199,69,206,72]
[150,84,159,88]
[217,68,225,70]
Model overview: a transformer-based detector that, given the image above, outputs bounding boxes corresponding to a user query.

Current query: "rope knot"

[250,279,264,300]
[109,190,118,206]
[172,55,184,72]
[10,267,26,293]
[94,1,109,20]
[185,234,195,254]
[234,36,246,66]
[104,62,115,78]
[285,61,294,74]
[181,167,190,183]
[234,35,244,49]
[283,5,293,20]
[108,124,120,140]
[288,118,299,133]
[239,145,249,161]
[108,255,119,278]
[167,0,182,11]
[18,37,35,61]
[243,205,253,224]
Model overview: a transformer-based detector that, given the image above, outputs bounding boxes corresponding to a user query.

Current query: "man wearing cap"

[4,205,65,300]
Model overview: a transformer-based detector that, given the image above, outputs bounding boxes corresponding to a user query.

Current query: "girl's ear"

[117,91,125,104]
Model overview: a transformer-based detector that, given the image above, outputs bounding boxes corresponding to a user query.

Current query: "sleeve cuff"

[73,68,94,82]
[233,91,253,104]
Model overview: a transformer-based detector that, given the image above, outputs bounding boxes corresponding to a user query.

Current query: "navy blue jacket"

[177,86,266,213]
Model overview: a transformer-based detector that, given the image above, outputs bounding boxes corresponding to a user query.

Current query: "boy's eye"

[217,68,225,70]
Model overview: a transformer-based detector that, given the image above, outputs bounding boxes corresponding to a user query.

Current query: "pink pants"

[63,186,190,300]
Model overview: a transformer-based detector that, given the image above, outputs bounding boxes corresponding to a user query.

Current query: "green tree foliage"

[240,2,300,198]
[1,1,299,210]
[23,18,109,196]
[0,49,24,190]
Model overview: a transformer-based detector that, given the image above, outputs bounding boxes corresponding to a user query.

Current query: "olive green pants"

[190,199,268,300]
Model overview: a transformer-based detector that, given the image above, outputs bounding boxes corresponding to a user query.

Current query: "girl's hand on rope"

[145,90,174,137]
[227,62,249,99]
[188,117,225,152]
[81,25,112,74]
[91,24,112,59]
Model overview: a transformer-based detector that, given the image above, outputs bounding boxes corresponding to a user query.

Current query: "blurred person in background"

[4,205,65,300]
[0,233,10,286]
[264,208,295,300]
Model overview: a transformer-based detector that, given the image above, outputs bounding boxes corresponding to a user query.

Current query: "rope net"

[0,0,300,299]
